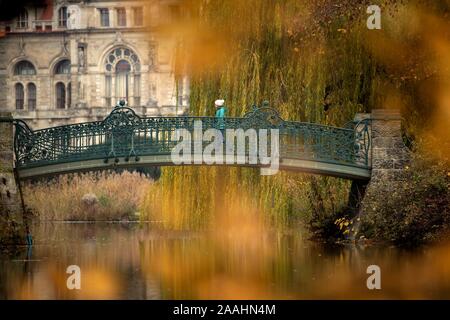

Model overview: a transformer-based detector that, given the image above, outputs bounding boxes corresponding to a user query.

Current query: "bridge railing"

[13,106,371,170]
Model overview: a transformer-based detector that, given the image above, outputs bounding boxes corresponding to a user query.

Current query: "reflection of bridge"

[11,104,372,180]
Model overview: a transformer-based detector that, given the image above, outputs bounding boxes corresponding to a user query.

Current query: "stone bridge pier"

[0,112,26,245]
[354,109,411,217]
[369,109,410,180]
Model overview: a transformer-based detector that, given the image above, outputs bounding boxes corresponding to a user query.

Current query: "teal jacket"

[215,106,226,118]
[215,106,226,129]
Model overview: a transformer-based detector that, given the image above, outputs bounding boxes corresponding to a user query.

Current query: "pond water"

[1,222,450,299]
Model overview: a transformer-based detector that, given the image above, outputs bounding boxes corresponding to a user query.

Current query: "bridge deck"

[16,154,371,180]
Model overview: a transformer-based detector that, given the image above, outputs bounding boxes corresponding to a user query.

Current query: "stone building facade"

[0,0,189,129]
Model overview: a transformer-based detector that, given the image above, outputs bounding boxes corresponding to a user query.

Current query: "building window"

[115,60,131,101]
[134,74,141,106]
[177,78,183,106]
[67,82,71,108]
[27,83,36,110]
[104,47,140,106]
[14,61,36,75]
[55,59,71,74]
[117,8,126,27]
[133,7,143,26]
[99,8,110,27]
[58,7,68,27]
[105,75,112,107]
[56,82,66,109]
[16,8,28,29]
[15,83,24,110]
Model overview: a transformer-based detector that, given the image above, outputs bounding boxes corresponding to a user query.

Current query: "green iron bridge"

[9,105,372,180]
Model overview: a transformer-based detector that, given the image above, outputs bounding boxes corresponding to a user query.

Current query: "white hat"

[214,99,225,107]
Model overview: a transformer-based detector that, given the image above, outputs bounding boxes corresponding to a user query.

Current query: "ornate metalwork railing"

[12,105,371,170]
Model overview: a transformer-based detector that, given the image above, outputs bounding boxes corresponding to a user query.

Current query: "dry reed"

[23,171,153,221]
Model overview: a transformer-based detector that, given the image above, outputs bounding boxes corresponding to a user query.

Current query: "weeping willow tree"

[142,0,449,231]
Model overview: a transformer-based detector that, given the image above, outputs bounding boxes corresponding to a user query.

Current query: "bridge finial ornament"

[103,104,141,128]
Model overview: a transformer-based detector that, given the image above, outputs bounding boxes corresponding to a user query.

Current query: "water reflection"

[1,222,450,299]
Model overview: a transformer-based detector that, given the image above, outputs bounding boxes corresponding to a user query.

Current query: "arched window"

[17,8,28,28]
[14,61,36,75]
[56,82,66,109]
[104,47,141,107]
[15,83,24,110]
[54,59,71,74]
[27,83,36,110]
[58,7,68,27]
